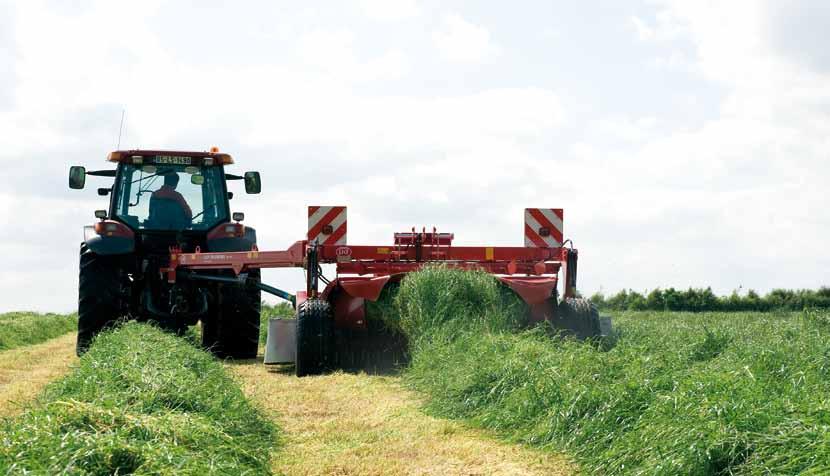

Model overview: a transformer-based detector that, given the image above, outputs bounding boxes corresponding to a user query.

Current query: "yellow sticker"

[377,247,390,254]
[485,247,494,260]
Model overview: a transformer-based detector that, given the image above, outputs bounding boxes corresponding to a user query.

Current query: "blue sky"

[0,0,828,312]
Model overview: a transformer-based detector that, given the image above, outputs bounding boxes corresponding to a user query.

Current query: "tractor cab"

[69,149,261,234]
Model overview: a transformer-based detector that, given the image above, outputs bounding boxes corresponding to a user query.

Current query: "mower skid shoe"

[552,297,602,340]
[295,299,334,377]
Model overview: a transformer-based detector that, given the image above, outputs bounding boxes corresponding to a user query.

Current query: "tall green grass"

[388,267,830,475]
[0,312,77,351]
[377,267,527,341]
[0,322,278,475]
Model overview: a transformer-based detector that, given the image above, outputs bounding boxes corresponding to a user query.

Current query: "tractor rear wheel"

[295,299,333,377]
[553,297,602,340]
[202,270,262,359]
[76,243,125,356]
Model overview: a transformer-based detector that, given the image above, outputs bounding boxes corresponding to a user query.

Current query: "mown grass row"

[0,312,78,351]
[0,322,278,475]
[378,267,830,475]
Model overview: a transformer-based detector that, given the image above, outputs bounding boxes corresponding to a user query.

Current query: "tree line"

[588,287,830,312]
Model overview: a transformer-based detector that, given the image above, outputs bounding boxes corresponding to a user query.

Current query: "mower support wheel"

[554,297,602,340]
[295,298,333,377]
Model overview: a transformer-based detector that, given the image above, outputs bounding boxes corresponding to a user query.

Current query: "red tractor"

[68,149,264,358]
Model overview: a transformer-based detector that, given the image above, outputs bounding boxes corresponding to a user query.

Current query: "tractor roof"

[106,149,234,165]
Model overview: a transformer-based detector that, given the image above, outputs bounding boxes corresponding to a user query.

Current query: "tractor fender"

[207,224,258,252]
[83,225,135,255]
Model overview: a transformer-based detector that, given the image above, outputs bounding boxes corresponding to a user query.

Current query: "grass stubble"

[376,267,830,475]
[0,333,77,418]
[236,300,573,475]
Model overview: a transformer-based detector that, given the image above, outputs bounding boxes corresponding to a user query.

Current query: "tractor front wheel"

[76,243,125,356]
[295,299,333,377]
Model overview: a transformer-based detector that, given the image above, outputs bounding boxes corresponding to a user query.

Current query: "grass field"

[0,312,77,351]
[0,323,278,475]
[377,267,830,475]
[3,277,827,474]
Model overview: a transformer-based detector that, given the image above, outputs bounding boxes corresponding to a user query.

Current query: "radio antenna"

[116,109,126,149]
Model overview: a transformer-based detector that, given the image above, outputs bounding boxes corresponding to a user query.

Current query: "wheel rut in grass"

[0,333,77,417]
[231,362,575,476]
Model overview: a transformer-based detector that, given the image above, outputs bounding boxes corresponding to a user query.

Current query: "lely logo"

[335,246,352,262]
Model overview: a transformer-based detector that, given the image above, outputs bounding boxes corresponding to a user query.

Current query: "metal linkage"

[162,224,579,299]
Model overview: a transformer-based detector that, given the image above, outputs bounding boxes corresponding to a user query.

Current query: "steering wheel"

[191,201,220,221]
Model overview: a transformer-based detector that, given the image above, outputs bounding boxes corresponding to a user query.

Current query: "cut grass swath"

[0,312,77,352]
[368,266,527,342]
[0,322,278,475]
[383,267,830,475]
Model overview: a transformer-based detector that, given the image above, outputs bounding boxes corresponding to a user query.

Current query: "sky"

[0,0,828,313]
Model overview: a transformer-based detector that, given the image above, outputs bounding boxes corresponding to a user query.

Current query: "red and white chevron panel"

[308,206,347,245]
[524,208,563,248]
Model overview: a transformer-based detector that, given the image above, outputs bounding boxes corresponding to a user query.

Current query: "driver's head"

[163,172,180,189]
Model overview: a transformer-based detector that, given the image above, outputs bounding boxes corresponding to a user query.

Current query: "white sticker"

[155,156,192,165]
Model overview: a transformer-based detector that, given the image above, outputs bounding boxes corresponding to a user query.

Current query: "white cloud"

[2,1,829,312]
[589,0,830,292]
[630,10,687,42]
[432,13,501,63]
[296,28,410,81]
[358,0,420,21]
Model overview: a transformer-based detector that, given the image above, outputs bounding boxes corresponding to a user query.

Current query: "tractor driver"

[149,171,193,228]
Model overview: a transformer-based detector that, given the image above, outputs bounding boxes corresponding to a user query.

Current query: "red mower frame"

[162,207,580,331]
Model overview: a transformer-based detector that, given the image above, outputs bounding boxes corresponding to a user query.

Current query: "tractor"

[68,149,264,358]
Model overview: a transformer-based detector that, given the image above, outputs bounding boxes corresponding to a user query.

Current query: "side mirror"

[191,174,205,185]
[69,166,86,189]
[244,171,261,194]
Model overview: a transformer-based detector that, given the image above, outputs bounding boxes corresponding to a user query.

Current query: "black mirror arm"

[225,174,243,180]
[87,169,117,177]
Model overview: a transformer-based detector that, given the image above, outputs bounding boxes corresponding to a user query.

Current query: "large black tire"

[295,299,333,377]
[76,243,125,356]
[553,297,602,340]
[202,270,262,359]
